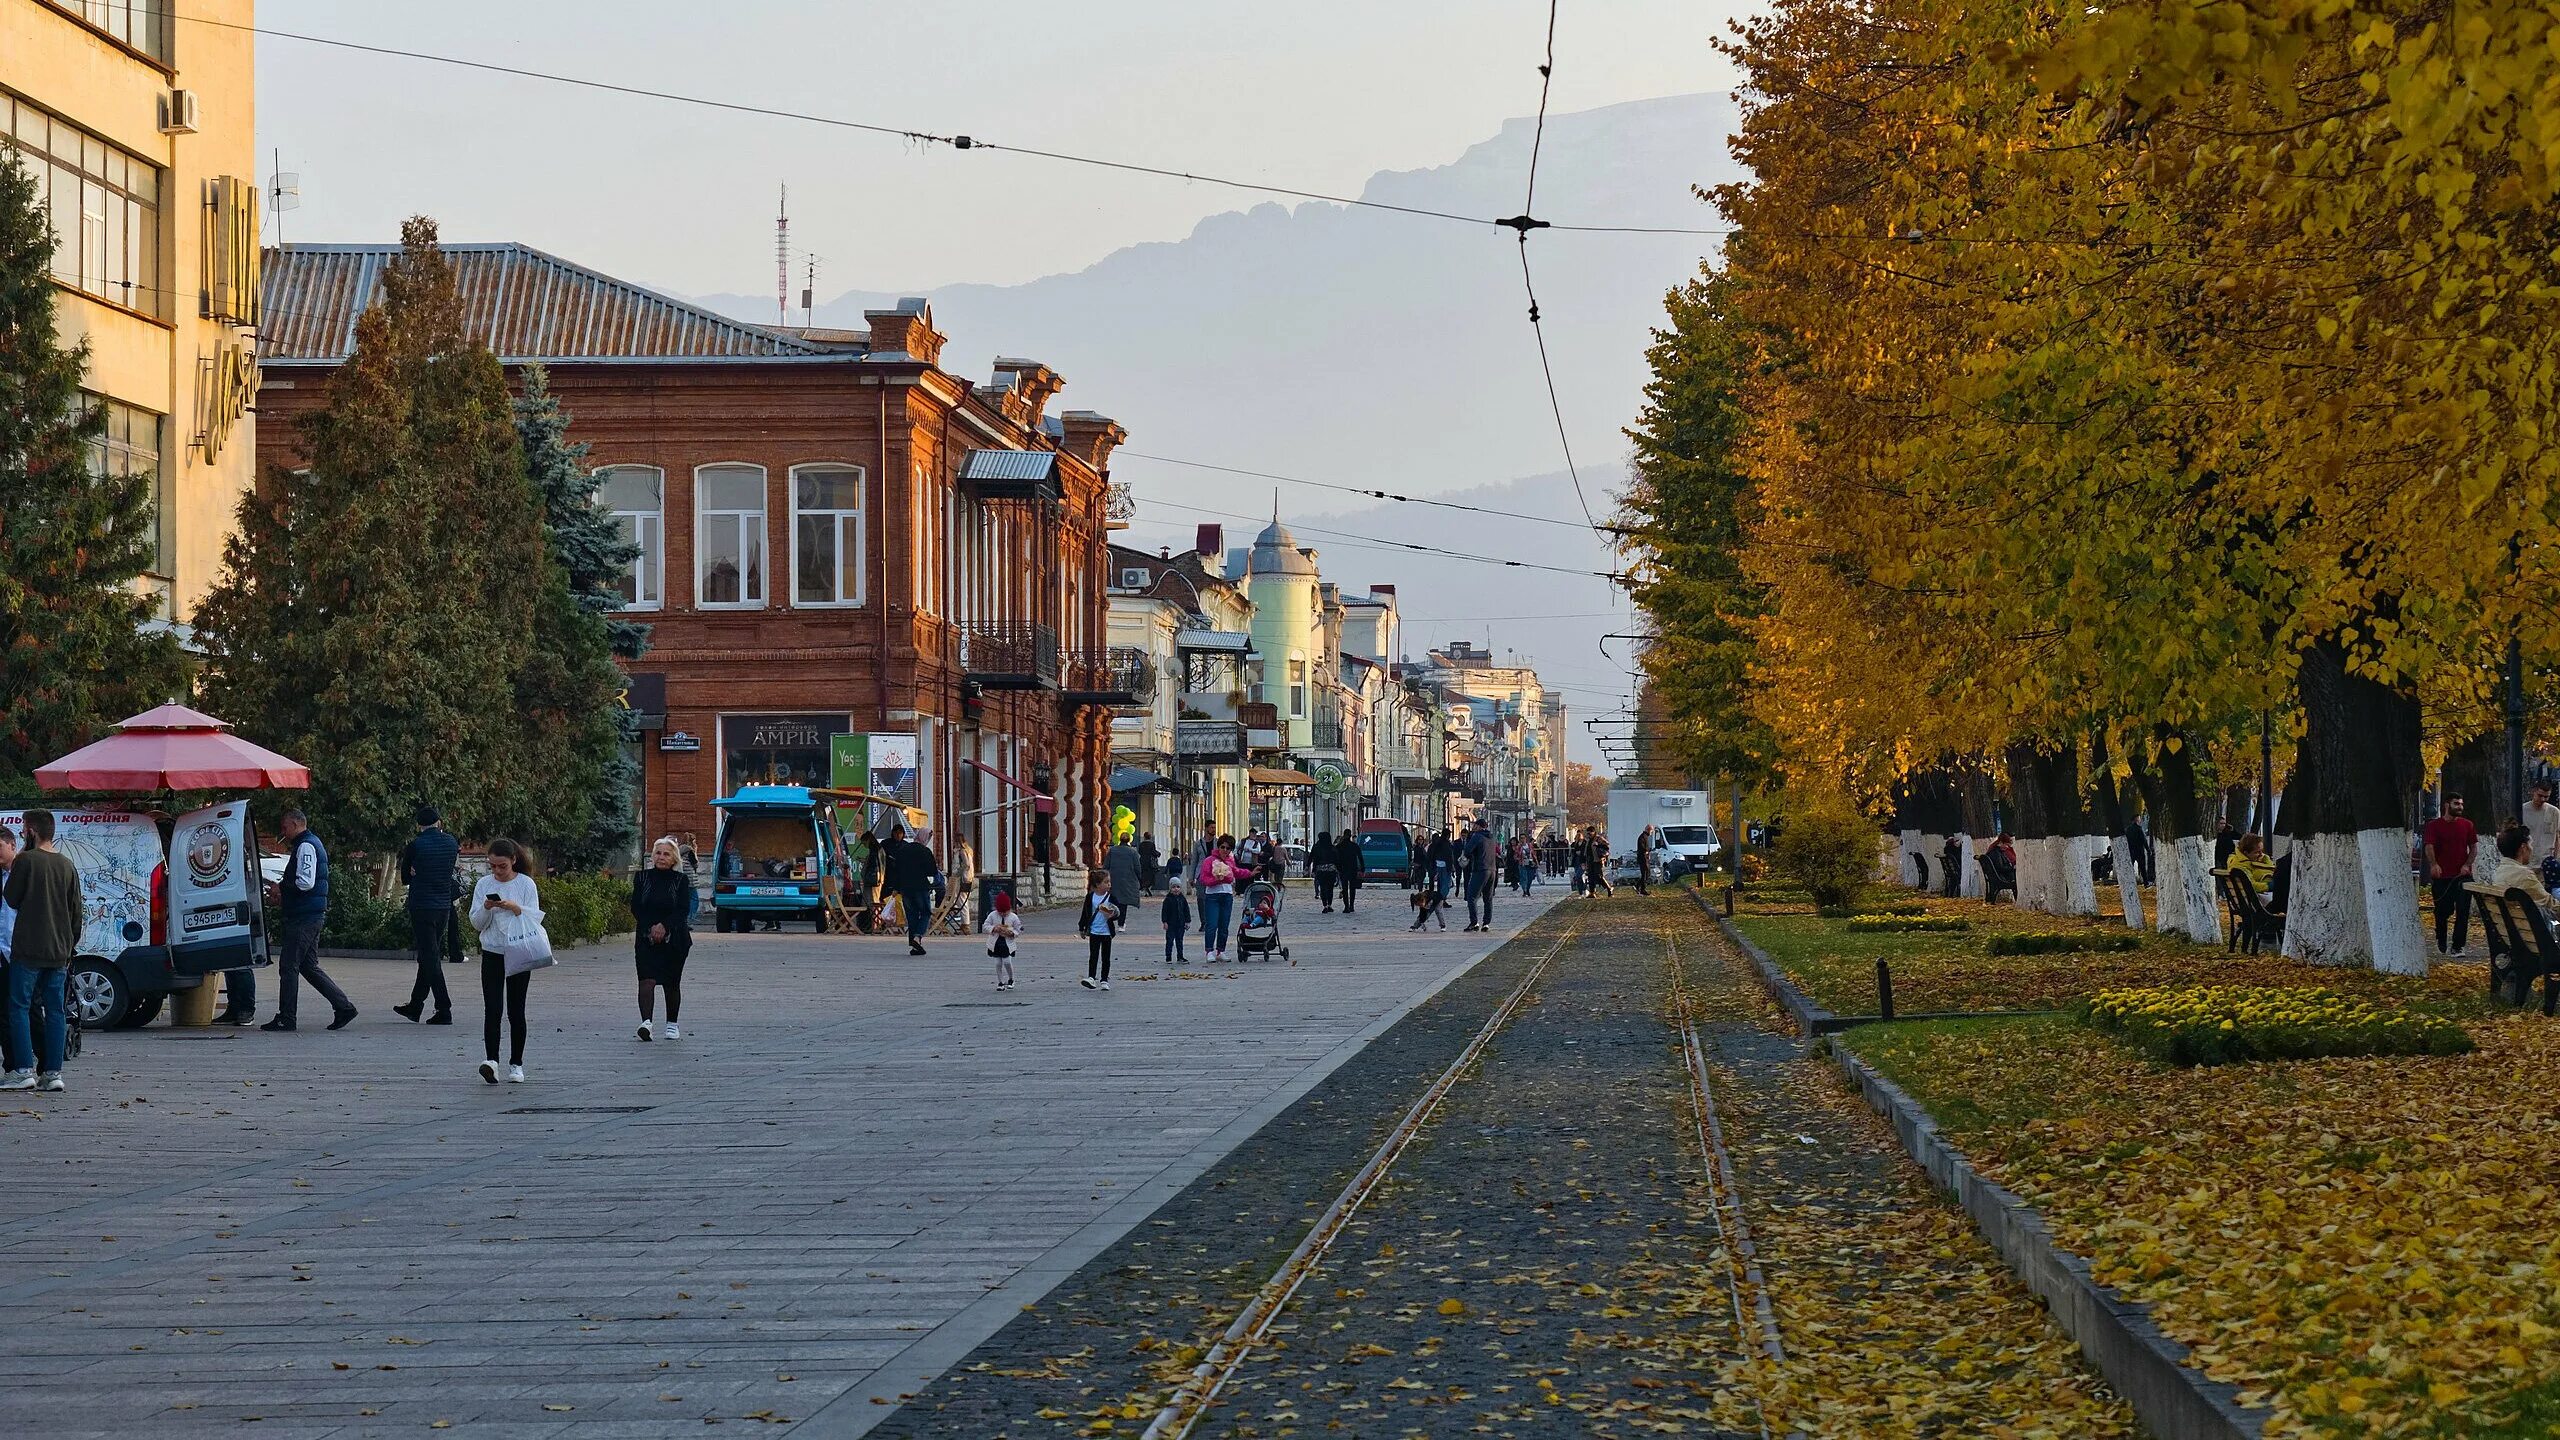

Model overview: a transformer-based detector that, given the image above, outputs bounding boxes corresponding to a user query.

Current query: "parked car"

[708,785,845,933]
[1354,821,1414,884]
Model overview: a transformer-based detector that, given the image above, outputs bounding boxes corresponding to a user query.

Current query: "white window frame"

[1288,655,1308,719]
[787,462,867,609]
[596,465,665,611]
[694,462,769,610]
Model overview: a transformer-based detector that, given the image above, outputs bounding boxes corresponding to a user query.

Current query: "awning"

[965,757,1037,795]
[1249,766,1317,787]
[1110,765,1193,795]
[37,704,309,792]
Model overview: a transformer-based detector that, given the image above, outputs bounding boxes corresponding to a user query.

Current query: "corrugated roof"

[960,450,1061,482]
[259,243,840,364]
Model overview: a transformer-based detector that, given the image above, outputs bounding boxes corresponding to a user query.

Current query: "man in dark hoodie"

[2,809,82,1091]
[394,806,459,1024]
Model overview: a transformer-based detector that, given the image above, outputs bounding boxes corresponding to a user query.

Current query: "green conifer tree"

[195,216,544,863]
[0,147,184,794]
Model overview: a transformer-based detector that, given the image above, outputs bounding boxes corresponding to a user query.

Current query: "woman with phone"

[470,839,548,1084]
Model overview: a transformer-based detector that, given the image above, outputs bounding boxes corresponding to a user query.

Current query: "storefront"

[721,713,851,792]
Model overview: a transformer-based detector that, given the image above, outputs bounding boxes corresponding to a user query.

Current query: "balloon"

[1112,805,1137,844]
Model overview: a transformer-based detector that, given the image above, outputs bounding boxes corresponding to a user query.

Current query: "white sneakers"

[661,1024,679,1041]
[1079,976,1097,989]
[637,1020,653,1041]
[38,1073,63,1093]
[478,1059,500,1085]
[1099,980,1111,992]
[507,1065,526,1083]
[0,1071,33,1092]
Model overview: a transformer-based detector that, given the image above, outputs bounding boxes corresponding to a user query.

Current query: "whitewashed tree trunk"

[2110,835,2145,928]
[2152,837,2187,935]
[2155,835,2221,944]
[2057,834,2100,916]
[1920,832,1948,893]
[1897,828,1927,889]
[2283,828,2427,973]
[1955,832,1983,899]
[2012,836,2050,912]
[1876,834,1902,883]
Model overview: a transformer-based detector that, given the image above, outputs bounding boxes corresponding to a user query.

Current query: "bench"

[2215,868,2285,955]
[2468,883,2560,1015]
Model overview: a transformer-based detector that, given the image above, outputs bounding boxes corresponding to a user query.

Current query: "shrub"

[1987,930,2144,956]
[1737,851,1768,883]
[1844,914,1972,933]
[534,871,633,948]
[1773,807,1878,910]
[1858,901,1929,916]
[2080,985,2474,1067]
[318,865,412,950]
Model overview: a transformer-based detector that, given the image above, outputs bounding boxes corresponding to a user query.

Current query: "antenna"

[774,184,790,326]
[267,147,299,246]
[802,253,821,328]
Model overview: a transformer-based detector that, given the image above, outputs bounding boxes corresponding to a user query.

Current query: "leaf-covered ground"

[1732,891,2490,1019]
[1854,1003,2560,1435]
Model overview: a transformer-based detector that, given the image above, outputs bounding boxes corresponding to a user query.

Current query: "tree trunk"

[2091,733,2144,929]
[1958,766,1996,898]
[2005,742,2095,916]
[2004,743,2054,911]
[2281,639,2427,973]
[2132,729,2220,943]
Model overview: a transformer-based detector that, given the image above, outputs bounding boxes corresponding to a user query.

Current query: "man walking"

[393,806,458,1024]
[2422,794,2478,958]
[1462,819,1496,932]
[1105,831,1143,916]
[264,809,357,1032]
[2525,782,2560,889]
[0,824,22,1080]
[883,826,943,956]
[1635,824,1656,897]
[2,810,82,1090]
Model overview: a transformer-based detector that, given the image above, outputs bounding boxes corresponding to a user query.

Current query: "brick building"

[256,241,1132,877]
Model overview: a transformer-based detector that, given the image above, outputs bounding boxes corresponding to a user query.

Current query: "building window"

[43,1,170,61]
[597,466,663,608]
[83,394,165,573]
[695,463,766,608]
[789,464,864,607]
[1288,658,1307,719]
[4,94,160,316]
[719,713,849,792]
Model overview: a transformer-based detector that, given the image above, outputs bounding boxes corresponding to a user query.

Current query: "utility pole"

[774,185,790,327]
[2259,710,2275,839]
[2509,636,2528,822]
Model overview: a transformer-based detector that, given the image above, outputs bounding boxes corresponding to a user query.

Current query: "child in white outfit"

[982,891,1022,990]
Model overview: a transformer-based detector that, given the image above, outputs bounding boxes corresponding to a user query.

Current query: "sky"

[252,0,1740,294]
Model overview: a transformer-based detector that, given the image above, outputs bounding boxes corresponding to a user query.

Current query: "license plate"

[743,886,787,897]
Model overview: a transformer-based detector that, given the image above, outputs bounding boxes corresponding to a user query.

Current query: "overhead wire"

[1131,498,1624,581]
[1508,1,1607,547]
[173,12,1727,238]
[1117,452,1598,532]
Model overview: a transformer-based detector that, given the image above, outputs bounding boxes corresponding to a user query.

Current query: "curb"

[1688,888,1849,1035]
[1701,896,2272,1440]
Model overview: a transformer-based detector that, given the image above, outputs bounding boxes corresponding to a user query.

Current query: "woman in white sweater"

[470,839,548,1084]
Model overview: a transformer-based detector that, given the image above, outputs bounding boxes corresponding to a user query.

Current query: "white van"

[0,803,267,1028]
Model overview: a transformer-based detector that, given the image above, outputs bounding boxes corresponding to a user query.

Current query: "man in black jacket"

[882,826,943,956]
[393,806,458,1024]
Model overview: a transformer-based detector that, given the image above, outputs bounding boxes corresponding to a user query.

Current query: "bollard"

[1876,958,1894,1021]
[1724,884,1736,916]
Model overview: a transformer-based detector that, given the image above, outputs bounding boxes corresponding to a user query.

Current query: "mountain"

[692,91,1735,491]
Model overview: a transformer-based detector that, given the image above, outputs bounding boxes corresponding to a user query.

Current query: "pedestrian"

[1498,834,1518,895]
[2422,794,2478,958]
[1078,869,1122,991]
[0,824,22,1081]
[1584,827,1614,897]
[2,809,79,1091]
[1635,824,1656,897]
[259,808,358,1033]
[469,838,549,1084]
[1161,876,1192,964]
[1197,835,1243,961]
[631,836,694,1041]
[1981,833,2019,903]
[1138,832,1162,894]
[2213,817,2239,872]
[983,888,1022,991]
[1310,832,1339,914]
[1105,831,1143,915]
[2525,782,2560,888]
[1335,828,1362,914]
[858,830,885,934]
[1568,829,1586,895]
[949,835,978,930]
[681,830,700,877]
[393,805,459,1025]
[1463,819,1497,932]
[882,825,944,956]
[1940,833,1964,899]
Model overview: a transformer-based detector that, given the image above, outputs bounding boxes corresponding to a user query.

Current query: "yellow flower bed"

[2083,985,2474,1066]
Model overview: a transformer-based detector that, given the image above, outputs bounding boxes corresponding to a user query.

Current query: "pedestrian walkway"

[0,884,1560,1439]
[876,895,2135,1437]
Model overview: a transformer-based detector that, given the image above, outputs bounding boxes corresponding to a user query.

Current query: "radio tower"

[774,184,790,326]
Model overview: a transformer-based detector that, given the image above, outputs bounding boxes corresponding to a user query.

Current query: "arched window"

[595,465,663,608]
[696,464,767,607]
[790,464,865,607]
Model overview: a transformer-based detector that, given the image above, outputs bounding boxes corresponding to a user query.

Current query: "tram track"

[1138,920,1582,1440]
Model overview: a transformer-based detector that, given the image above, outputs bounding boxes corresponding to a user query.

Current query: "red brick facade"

[256,253,1123,880]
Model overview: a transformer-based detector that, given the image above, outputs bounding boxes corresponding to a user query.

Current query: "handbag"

[501,906,556,976]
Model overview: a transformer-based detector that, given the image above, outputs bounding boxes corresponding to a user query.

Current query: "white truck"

[1606,789,1720,882]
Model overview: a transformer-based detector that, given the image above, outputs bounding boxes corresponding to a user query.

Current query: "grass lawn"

[1842,986,2560,1436]
[1730,889,2490,1019]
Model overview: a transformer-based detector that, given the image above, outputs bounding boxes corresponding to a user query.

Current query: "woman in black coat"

[631,837,696,1041]
[1334,829,1362,914]
[1310,833,1339,913]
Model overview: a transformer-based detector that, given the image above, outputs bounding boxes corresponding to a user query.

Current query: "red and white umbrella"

[35,704,310,793]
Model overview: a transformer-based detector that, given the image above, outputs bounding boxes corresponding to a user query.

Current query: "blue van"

[709,786,843,933]
[1355,822,1415,884]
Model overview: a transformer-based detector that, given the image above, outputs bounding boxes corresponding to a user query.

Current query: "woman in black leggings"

[631,837,694,1041]
[469,839,548,1084]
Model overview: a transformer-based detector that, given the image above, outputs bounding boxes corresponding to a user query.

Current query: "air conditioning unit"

[158,89,199,135]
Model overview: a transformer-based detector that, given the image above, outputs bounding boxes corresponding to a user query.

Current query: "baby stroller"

[1235,880,1289,963]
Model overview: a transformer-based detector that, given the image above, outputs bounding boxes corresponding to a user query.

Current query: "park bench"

[2215,868,2285,955]
[2467,883,2560,1015]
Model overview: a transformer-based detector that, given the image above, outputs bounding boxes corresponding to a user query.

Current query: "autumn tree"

[0,146,184,793]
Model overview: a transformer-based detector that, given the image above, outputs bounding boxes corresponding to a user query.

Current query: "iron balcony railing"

[1309,718,1345,750]
[1062,647,1156,706]
[960,623,1061,690]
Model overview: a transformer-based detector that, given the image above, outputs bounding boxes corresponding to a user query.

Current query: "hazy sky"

[254,0,1739,295]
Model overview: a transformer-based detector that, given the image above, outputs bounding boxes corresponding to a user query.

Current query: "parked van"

[708,786,844,934]
[1354,819,1415,884]
[0,802,267,1028]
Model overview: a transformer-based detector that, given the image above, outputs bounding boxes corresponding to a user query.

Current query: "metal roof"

[259,243,841,364]
[960,450,1061,482]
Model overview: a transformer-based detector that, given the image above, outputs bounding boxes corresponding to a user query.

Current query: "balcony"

[1307,718,1345,751]
[959,449,1063,502]
[1063,647,1156,707]
[961,623,1060,690]
[1239,700,1283,753]
[1175,719,1247,764]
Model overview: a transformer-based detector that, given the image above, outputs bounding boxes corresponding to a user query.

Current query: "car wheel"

[116,994,165,1029]
[67,959,129,1029]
